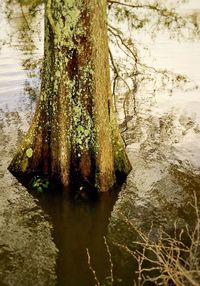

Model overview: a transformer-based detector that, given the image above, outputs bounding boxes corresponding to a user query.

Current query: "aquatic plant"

[31,175,49,193]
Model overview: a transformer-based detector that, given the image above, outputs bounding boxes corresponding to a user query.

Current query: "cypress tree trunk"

[8,0,132,192]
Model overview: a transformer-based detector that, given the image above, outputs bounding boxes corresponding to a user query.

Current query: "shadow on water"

[0,3,123,285]
[1,1,200,285]
[33,185,120,286]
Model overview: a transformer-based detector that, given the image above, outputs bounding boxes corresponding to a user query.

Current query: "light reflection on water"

[109,1,200,284]
[0,3,57,286]
[0,1,43,111]
[0,0,200,285]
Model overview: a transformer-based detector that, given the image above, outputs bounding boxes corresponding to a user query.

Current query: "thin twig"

[20,3,31,30]
[104,237,114,286]
[86,248,100,286]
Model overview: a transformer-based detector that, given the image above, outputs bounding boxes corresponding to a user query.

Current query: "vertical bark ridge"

[89,0,115,191]
[8,0,132,192]
[58,81,71,186]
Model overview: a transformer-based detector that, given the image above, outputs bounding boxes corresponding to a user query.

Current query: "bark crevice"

[8,0,132,192]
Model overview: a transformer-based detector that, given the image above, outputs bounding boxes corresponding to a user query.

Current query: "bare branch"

[86,248,100,286]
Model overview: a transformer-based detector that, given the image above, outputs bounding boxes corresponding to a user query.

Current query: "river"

[0,1,200,286]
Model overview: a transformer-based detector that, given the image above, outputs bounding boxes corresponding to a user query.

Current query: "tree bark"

[8,0,132,192]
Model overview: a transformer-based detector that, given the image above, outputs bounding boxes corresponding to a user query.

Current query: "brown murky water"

[0,1,200,286]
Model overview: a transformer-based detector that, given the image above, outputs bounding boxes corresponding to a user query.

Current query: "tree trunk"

[8,0,132,192]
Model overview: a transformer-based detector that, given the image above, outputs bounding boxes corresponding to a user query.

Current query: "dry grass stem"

[86,248,100,286]
[116,193,200,286]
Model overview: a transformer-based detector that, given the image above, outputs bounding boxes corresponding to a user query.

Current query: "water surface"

[0,1,200,285]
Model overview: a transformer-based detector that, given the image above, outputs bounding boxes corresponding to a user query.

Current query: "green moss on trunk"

[8,0,132,192]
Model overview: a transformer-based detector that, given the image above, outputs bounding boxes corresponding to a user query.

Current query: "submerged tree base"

[9,150,131,194]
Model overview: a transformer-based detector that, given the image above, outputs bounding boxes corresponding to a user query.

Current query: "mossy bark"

[8,0,132,192]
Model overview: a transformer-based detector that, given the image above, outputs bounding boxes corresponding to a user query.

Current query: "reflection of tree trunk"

[8,0,132,192]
